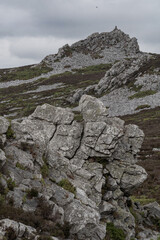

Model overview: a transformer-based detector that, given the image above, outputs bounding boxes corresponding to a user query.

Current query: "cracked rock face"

[0,95,150,239]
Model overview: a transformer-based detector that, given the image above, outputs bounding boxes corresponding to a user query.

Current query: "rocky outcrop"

[1,95,159,239]
[95,55,150,95]
[41,27,141,71]
[69,54,150,104]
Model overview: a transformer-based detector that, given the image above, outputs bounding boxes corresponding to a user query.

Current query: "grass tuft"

[135,104,150,110]
[58,179,76,194]
[129,90,157,100]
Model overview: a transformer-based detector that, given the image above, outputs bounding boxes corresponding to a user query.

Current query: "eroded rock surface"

[0,95,159,240]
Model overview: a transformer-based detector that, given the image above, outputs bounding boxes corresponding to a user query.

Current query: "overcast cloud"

[0,0,159,68]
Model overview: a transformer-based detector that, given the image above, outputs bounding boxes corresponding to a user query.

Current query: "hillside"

[0,28,160,239]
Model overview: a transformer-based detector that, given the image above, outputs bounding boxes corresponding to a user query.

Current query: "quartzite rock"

[0,95,155,240]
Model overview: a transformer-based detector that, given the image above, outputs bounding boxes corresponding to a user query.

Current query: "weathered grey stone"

[5,145,34,170]
[48,121,83,159]
[79,95,108,122]
[112,188,123,200]
[0,149,6,168]
[0,96,149,240]
[0,134,6,146]
[76,187,97,208]
[99,201,116,215]
[107,176,118,190]
[0,219,36,239]
[114,206,136,239]
[120,164,147,192]
[95,55,149,95]
[48,183,75,207]
[113,124,144,163]
[23,198,38,212]
[144,201,160,220]
[76,223,106,240]
[65,199,105,239]
[103,191,113,201]
[0,117,9,134]
[31,103,74,125]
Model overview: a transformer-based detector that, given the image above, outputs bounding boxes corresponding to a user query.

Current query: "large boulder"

[79,95,108,122]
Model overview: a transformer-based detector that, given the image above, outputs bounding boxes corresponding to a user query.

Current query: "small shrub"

[6,123,15,139]
[58,179,76,194]
[26,188,38,198]
[105,222,126,240]
[7,178,16,191]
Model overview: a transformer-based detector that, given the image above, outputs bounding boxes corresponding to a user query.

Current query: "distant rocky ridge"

[41,27,141,71]
[1,95,160,239]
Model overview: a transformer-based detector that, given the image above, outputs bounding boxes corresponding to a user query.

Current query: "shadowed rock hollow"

[1,95,159,240]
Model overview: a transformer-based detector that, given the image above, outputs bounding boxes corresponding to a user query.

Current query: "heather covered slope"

[121,107,160,204]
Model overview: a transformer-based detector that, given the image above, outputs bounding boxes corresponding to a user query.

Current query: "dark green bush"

[105,222,126,240]
[26,188,38,198]
[6,124,15,139]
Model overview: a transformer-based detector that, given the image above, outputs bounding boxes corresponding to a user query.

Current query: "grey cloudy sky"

[0,0,159,68]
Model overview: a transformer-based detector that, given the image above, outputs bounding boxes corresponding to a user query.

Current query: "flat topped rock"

[30,103,74,125]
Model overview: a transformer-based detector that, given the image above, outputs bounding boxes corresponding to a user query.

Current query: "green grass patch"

[130,195,156,205]
[105,222,126,240]
[72,63,112,75]
[0,64,52,82]
[16,162,25,170]
[58,179,76,194]
[73,112,84,122]
[129,90,157,100]
[135,104,150,110]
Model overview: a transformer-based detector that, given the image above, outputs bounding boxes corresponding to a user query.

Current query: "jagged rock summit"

[1,95,160,239]
[42,27,141,70]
